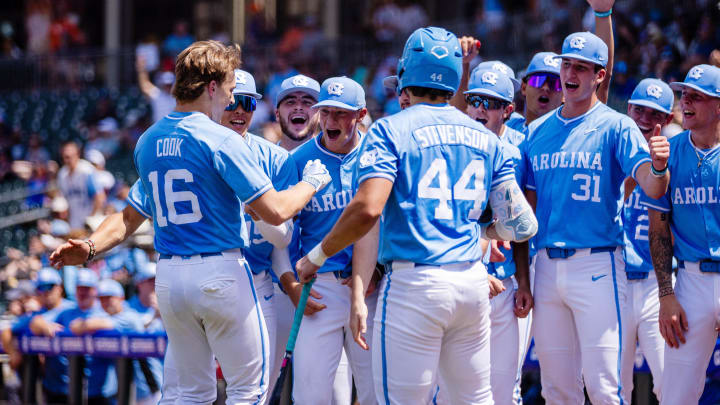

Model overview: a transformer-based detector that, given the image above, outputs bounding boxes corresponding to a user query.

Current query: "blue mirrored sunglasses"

[465,95,508,110]
[226,94,257,112]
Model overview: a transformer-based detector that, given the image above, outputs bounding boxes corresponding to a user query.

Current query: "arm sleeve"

[126,179,153,219]
[639,186,671,213]
[616,117,652,180]
[355,120,399,186]
[214,136,273,203]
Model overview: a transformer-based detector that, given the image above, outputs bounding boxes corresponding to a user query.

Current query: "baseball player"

[519,31,669,404]
[296,27,538,404]
[290,76,379,405]
[50,40,333,404]
[620,78,675,402]
[640,64,720,404]
[464,67,530,404]
[505,52,563,134]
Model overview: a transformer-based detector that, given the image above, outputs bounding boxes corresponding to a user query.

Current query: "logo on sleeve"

[292,76,310,87]
[328,82,344,96]
[543,55,560,68]
[481,71,499,85]
[430,45,449,59]
[359,149,378,168]
[688,66,704,80]
[646,84,663,99]
[235,72,247,85]
[569,36,587,50]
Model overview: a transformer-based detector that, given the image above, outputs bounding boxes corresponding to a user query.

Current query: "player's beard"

[279,114,310,142]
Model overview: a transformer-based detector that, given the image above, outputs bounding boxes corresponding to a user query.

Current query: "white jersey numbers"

[418,158,486,220]
[571,173,602,203]
[148,169,204,227]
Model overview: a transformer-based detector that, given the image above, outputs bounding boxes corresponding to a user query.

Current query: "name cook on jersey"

[156,137,184,158]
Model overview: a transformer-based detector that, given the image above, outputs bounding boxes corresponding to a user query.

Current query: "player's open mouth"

[475,118,488,125]
[637,125,652,134]
[290,114,307,125]
[230,119,246,129]
[326,129,341,139]
[538,95,549,104]
[565,82,579,90]
[683,110,695,118]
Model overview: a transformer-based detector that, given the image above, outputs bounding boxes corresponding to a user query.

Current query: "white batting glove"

[301,159,332,192]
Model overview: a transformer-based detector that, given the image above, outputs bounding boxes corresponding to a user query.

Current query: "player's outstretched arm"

[69,318,115,335]
[589,0,615,103]
[486,180,538,243]
[449,36,480,112]
[29,316,64,337]
[248,159,331,226]
[296,177,393,283]
[649,209,687,348]
[635,124,670,199]
[350,221,380,350]
[49,205,147,268]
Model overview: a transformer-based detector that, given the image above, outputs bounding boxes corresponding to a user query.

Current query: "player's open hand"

[490,240,510,262]
[458,36,480,65]
[648,124,670,172]
[514,286,534,318]
[488,274,505,299]
[301,159,332,192]
[49,239,90,269]
[350,295,369,350]
[586,0,614,13]
[659,294,688,348]
[287,278,326,315]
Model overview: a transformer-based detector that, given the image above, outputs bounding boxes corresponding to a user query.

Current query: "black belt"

[159,252,223,260]
[545,247,616,259]
[625,271,649,280]
[679,259,720,273]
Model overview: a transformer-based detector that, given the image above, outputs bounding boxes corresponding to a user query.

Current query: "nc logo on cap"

[327,82,344,96]
[430,45,449,59]
[492,63,509,74]
[569,36,587,50]
[688,66,704,80]
[236,72,247,85]
[544,55,560,68]
[292,76,310,87]
[646,84,663,99]
[481,71,498,85]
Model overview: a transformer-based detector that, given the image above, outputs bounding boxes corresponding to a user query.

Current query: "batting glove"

[301,159,331,192]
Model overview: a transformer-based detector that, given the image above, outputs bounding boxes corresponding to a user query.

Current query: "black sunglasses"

[226,94,257,112]
[465,95,509,110]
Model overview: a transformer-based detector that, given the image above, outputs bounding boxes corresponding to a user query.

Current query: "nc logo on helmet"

[544,55,560,68]
[646,84,663,99]
[292,76,310,87]
[481,71,499,85]
[492,63,509,74]
[327,82,344,96]
[236,72,247,85]
[569,36,587,50]
[688,66,704,80]
[430,45,449,59]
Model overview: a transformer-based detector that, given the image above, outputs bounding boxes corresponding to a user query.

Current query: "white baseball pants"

[620,271,664,403]
[373,260,493,405]
[490,277,520,405]
[533,248,627,405]
[156,251,269,405]
[660,262,720,404]
[514,256,536,404]
[292,272,377,405]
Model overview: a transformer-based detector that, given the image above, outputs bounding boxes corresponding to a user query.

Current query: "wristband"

[85,239,96,262]
[307,244,329,267]
[651,163,668,177]
[594,8,612,17]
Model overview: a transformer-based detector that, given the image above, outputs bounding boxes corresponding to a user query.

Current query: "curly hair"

[172,40,242,103]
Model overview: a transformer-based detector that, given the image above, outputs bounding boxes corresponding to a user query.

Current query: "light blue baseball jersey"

[640,131,720,262]
[623,185,653,273]
[356,103,515,265]
[524,102,651,249]
[243,134,298,275]
[506,115,527,134]
[133,111,272,256]
[487,131,523,279]
[293,135,361,276]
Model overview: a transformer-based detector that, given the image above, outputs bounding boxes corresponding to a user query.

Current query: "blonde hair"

[172,40,242,103]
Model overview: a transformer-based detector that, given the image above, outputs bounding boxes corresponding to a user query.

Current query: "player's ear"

[520,81,527,97]
[208,80,217,98]
[357,108,368,121]
[665,112,674,126]
[504,104,514,120]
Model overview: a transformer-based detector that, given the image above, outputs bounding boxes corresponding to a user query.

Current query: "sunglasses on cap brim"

[527,73,562,92]
[226,94,257,112]
[465,95,509,110]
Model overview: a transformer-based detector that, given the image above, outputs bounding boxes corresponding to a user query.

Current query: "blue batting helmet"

[397,27,463,93]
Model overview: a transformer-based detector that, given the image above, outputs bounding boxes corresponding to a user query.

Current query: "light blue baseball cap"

[523,52,561,78]
[98,279,125,298]
[555,32,608,67]
[465,68,515,103]
[276,74,321,107]
[76,268,99,288]
[36,268,63,288]
[670,64,720,99]
[232,69,262,99]
[476,61,520,92]
[628,78,674,114]
[313,76,366,111]
[134,262,157,284]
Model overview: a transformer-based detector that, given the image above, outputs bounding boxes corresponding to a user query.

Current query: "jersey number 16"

[148,169,203,227]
